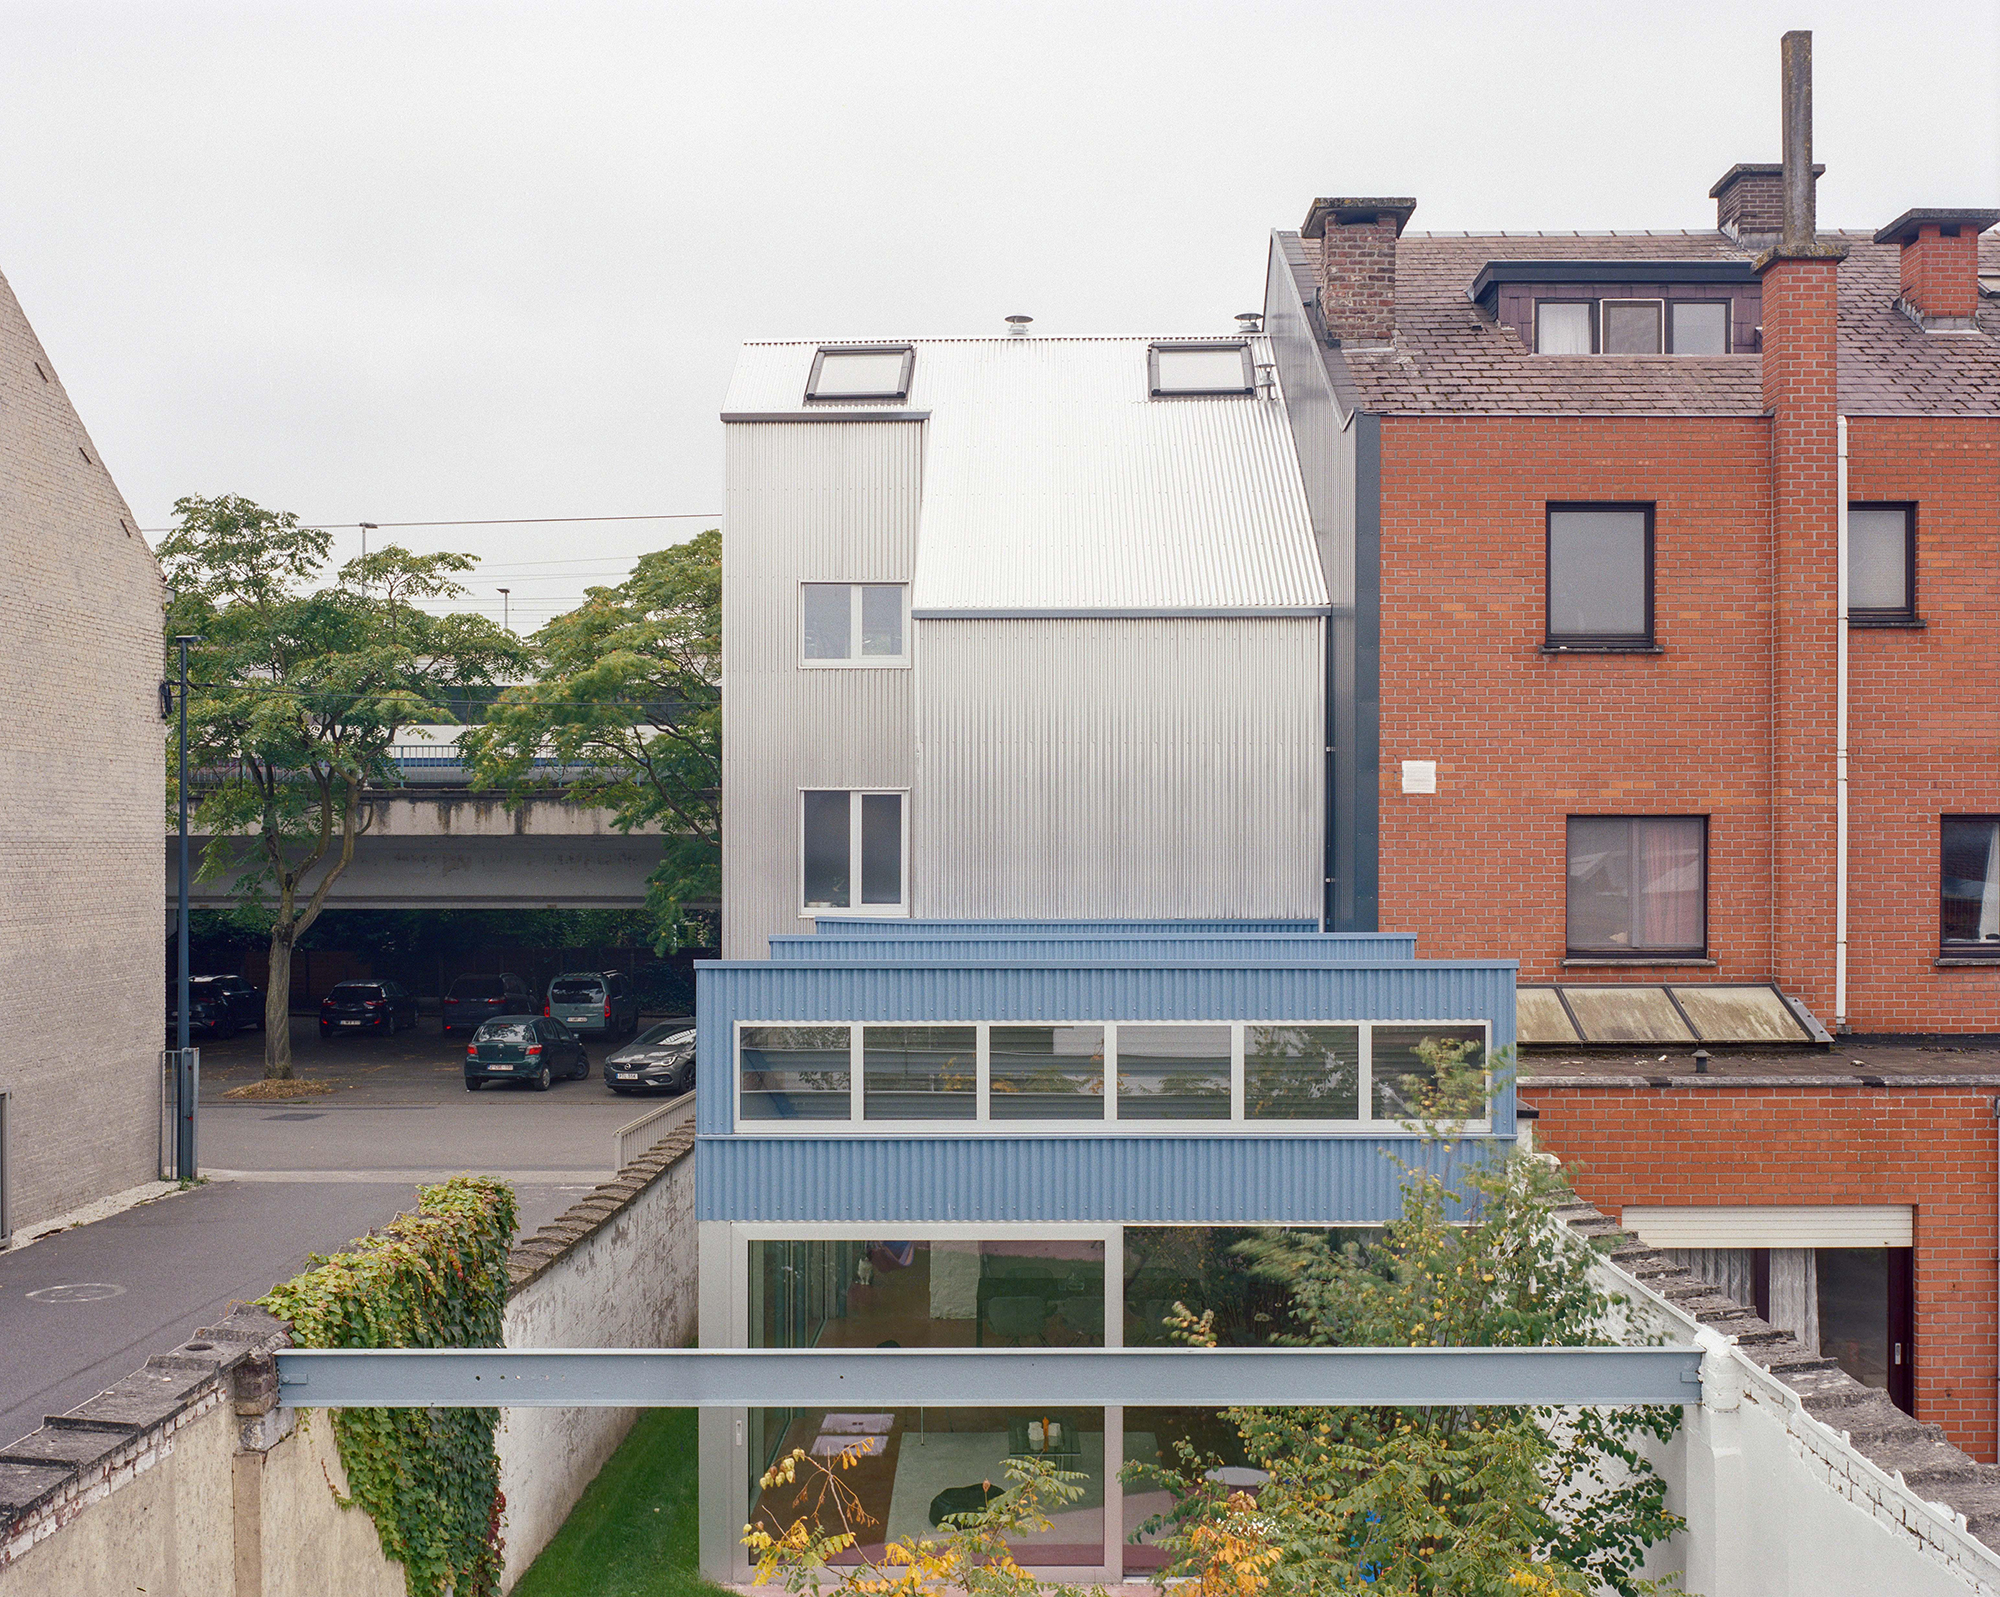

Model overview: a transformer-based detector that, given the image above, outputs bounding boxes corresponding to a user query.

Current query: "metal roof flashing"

[1467,257,1760,309]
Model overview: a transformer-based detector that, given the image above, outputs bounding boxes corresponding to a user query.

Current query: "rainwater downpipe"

[1835,415,1850,1033]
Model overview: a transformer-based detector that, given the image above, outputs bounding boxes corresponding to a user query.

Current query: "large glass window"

[863,1026,976,1121]
[1243,1025,1360,1119]
[802,583,908,664]
[1547,505,1653,646]
[1942,817,2000,959]
[988,1025,1106,1120]
[1371,1025,1488,1120]
[747,1237,1107,1568]
[801,790,905,913]
[740,1026,852,1120]
[1848,504,1916,620]
[1115,1025,1231,1120]
[805,346,914,401]
[1567,815,1707,956]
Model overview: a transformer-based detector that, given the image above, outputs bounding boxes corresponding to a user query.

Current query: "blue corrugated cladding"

[698,1133,1498,1224]
[696,957,1517,1223]
[809,918,1321,936]
[771,933,1420,963]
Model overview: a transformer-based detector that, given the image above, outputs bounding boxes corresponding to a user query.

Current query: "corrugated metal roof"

[772,934,1420,962]
[808,917,1322,935]
[722,339,1327,613]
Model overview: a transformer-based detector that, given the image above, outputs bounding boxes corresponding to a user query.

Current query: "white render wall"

[720,420,921,958]
[0,265,164,1232]
[913,617,1324,921]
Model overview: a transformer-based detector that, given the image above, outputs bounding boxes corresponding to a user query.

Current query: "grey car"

[602,1017,696,1095]
[546,971,640,1038]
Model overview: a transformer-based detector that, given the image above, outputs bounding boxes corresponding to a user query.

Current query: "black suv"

[167,974,266,1039]
[319,980,419,1038]
[442,972,536,1036]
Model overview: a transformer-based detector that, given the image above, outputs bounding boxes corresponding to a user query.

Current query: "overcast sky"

[4,0,1995,627]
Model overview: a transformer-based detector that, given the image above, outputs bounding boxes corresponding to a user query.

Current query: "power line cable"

[140,511,721,534]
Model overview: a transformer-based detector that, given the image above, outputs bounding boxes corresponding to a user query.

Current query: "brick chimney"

[1300,198,1416,344]
[1710,162,1825,244]
[1758,29,1848,1020]
[1872,208,2000,329]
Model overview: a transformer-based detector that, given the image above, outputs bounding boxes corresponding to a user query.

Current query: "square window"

[1242,1024,1360,1120]
[1148,343,1253,396]
[989,1025,1107,1120]
[1534,302,1594,354]
[1601,300,1664,354]
[801,790,905,913]
[1115,1024,1231,1119]
[1848,504,1916,619]
[739,1025,852,1120]
[804,346,914,402]
[1942,817,2000,958]
[1370,1025,1488,1120]
[800,583,908,664]
[1567,816,1707,956]
[1669,300,1729,354]
[863,1025,976,1120]
[1546,505,1653,645]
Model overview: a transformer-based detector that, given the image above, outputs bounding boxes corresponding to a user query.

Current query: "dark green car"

[464,1016,590,1092]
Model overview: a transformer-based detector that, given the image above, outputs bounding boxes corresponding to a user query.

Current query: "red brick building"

[1267,177,1998,1036]
[1256,54,2000,1455]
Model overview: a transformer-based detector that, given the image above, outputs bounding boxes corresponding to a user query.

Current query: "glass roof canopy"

[1517,983,1830,1047]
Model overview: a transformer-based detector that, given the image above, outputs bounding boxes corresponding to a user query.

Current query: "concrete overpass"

[167,792,665,911]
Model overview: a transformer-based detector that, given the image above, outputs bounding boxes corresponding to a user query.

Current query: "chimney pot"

[1780,30,1816,253]
[1872,208,2000,327]
[1300,197,1415,345]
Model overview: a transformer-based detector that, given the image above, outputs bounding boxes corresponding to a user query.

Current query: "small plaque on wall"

[1401,760,1437,795]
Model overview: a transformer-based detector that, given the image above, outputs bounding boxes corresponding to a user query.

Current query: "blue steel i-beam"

[275,1346,1703,1409]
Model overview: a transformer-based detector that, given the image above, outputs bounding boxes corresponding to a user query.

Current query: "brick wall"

[0,266,165,1231]
[1900,227,1980,320]
[1844,416,2000,1032]
[1314,218,1400,343]
[1528,1082,1998,1462]
[1375,413,1777,985]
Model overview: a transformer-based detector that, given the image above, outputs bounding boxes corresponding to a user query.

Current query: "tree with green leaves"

[161,495,521,1078]
[459,528,720,949]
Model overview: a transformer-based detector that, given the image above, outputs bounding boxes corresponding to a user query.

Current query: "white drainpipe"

[1835,414,1850,1033]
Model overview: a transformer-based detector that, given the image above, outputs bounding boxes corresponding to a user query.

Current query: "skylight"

[805,346,914,402]
[1148,342,1254,397]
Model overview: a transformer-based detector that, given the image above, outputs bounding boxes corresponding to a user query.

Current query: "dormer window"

[1670,301,1729,354]
[1148,342,1254,397]
[1477,261,1754,355]
[1534,302,1593,354]
[1602,300,1663,354]
[805,346,914,402]
[1533,297,1732,355]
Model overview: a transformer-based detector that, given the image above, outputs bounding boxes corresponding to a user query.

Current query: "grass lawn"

[513,1409,728,1597]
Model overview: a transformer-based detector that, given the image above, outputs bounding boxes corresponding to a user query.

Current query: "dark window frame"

[1533,299,1598,354]
[1941,814,2000,960]
[1666,298,1732,354]
[1545,502,1657,649]
[1147,341,1255,398]
[1600,298,1665,355]
[804,345,915,403]
[1847,501,1919,623]
[1564,814,1710,960]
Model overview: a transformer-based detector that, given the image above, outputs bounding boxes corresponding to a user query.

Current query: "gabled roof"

[1279,229,2000,417]
[723,337,1327,615]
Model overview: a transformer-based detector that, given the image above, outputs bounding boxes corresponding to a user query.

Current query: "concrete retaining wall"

[499,1120,697,1590]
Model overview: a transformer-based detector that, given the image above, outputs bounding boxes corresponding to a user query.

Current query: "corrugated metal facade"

[723,338,1326,616]
[808,917,1320,935]
[699,1133,1492,1224]
[771,934,1419,962]
[720,420,923,957]
[913,617,1324,921]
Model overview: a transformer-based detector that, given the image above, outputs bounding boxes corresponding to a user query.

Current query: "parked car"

[166,974,265,1039]
[545,970,640,1038]
[464,1016,589,1092]
[602,1017,697,1095]
[319,980,419,1038]
[442,973,536,1036]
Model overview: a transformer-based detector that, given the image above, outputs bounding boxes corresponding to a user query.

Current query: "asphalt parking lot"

[0,1015,692,1451]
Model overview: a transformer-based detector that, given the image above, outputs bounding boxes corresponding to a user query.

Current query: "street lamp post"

[173,634,202,1180]
[498,587,511,634]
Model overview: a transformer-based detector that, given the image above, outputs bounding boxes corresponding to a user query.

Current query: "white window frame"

[731,1019,1493,1136]
[797,582,911,669]
[797,789,909,919]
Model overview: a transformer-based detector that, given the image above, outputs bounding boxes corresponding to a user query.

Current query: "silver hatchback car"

[545,971,640,1038]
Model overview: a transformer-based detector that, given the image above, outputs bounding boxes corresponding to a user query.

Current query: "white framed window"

[1147,342,1254,397]
[799,790,906,915]
[804,345,914,402]
[800,583,908,666]
[732,1019,1492,1133]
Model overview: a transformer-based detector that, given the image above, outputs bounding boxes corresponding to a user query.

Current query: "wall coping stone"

[506,1122,695,1295]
